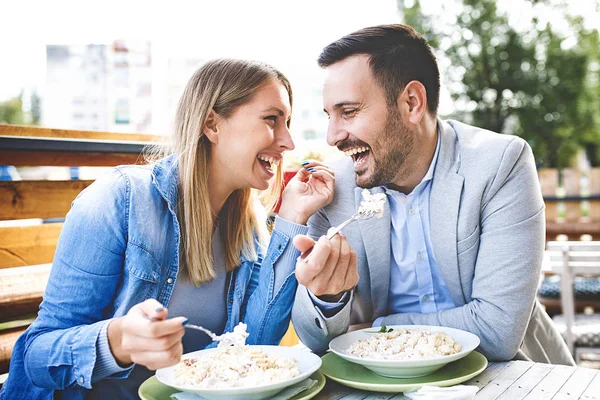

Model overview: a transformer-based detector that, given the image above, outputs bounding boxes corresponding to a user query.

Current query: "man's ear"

[203,110,220,144]
[397,80,427,125]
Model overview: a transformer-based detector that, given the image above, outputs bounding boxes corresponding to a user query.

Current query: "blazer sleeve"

[381,139,545,361]
[291,208,354,352]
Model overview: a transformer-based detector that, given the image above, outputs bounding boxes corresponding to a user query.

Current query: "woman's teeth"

[257,155,280,171]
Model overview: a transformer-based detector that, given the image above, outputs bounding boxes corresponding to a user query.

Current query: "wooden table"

[313,360,600,399]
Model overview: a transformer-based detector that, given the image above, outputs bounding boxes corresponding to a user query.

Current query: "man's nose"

[326,118,348,147]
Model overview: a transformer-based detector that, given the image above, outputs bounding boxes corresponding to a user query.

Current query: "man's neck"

[388,119,438,194]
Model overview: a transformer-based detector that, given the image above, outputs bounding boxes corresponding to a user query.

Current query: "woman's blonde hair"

[153,59,292,285]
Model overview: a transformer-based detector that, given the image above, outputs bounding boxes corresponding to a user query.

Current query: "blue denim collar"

[151,155,179,212]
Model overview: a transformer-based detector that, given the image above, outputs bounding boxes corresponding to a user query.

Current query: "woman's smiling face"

[210,79,294,191]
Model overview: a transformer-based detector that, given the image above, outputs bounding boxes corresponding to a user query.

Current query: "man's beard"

[357,109,416,188]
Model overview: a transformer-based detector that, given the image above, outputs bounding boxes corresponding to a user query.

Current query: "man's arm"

[380,139,545,361]
[291,208,357,352]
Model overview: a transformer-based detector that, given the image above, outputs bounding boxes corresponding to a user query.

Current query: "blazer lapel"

[355,186,391,316]
[430,120,466,306]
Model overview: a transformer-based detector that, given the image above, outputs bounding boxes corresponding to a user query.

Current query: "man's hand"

[293,229,358,302]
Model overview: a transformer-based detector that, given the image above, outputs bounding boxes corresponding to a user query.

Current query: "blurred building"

[43,41,153,133]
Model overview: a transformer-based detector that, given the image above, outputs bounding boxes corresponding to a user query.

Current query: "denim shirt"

[0,155,307,400]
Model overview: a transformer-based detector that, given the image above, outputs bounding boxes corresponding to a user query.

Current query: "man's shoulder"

[444,119,531,172]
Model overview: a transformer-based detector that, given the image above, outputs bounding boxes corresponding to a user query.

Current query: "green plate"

[320,350,487,393]
[138,371,326,400]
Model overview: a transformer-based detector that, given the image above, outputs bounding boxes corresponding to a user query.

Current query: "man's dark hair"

[318,24,440,115]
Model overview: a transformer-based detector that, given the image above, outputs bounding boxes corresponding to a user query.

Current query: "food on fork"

[359,189,386,218]
[174,323,299,388]
[348,327,462,360]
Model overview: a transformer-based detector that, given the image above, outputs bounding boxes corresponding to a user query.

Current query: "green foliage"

[400,0,600,167]
[0,95,25,125]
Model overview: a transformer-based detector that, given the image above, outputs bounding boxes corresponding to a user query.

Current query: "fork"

[183,322,221,341]
[326,208,377,239]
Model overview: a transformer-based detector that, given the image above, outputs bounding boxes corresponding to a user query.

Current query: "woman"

[0,59,335,399]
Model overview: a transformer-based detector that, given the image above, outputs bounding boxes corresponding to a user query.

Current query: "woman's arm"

[23,169,129,390]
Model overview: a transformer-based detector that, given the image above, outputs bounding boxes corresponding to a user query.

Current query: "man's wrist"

[317,292,345,303]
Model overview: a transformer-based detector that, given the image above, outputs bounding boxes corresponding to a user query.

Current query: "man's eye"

[343,109,357,116]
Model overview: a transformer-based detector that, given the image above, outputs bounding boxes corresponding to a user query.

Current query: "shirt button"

[167,278,173,284]
[409,208,416,215]
[418,252,424,260]
[79,376,84,384]
[423,295,431,302]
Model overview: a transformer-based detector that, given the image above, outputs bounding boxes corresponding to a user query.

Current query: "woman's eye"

[265,115,277,123]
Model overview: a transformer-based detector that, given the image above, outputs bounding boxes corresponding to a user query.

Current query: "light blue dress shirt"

[373,131,455,325]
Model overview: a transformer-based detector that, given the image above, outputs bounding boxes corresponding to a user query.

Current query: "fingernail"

[339,231,345,237]
[301,161,310,166]
[155,306,165,313]
[307,167,316,173]
[181,318,189,326]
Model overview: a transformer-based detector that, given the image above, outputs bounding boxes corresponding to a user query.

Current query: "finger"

[326,232,351,293]
[295,236,331,284]
[305,231,342,295]
[125,314,187,339]
[293,235,316,254]
[130,341,183,370]
[343,249,359,290]
[122,326,185,353]
[134,299,168,320]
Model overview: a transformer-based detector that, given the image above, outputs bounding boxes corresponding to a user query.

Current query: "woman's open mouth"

[257,154,280,176]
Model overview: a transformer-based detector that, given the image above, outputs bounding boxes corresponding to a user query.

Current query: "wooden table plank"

[581,370,600,399]
[467,362,510,390]
[523,364,576,400]
[553,367,599,400]
[476,361,533,399]
[496,363,554,399]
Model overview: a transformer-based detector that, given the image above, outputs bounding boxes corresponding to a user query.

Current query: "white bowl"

[156,345,322,400]
[329,325,480,378]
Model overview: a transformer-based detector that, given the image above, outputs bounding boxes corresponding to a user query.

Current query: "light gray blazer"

[292,119,574,365]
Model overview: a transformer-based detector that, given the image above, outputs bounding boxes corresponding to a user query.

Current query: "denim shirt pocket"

[123,242,162,303]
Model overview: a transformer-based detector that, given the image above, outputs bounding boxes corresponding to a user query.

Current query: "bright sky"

[0,0,399,102]
[1,0,597,114]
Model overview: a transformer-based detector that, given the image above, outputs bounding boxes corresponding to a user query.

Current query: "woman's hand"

[278,160,335,225]
[107,298,186,370]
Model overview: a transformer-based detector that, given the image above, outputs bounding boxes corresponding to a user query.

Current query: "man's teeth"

[344,146,370,157]
[257,155,280,167]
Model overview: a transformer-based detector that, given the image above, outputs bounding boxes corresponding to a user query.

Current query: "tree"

[0,94,25,125]
[399,0,600,168]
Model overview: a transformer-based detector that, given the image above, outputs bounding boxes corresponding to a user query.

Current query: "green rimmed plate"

[320,350,487,393]
[138,371,326,400]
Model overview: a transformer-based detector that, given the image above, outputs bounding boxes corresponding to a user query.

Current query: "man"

[292,24,573,365]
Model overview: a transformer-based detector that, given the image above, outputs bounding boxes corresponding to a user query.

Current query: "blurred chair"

[546,241,600,362]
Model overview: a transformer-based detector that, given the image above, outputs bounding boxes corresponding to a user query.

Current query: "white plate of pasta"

[329,325,480,378]
[155,345,322,400]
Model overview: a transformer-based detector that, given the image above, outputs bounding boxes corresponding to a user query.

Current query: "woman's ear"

[203,110,220,144]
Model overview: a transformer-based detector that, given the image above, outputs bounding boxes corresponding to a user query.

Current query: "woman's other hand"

[107,298,186,370]
[278,160,335,225]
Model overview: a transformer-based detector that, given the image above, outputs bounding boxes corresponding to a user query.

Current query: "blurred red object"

[274,170,298,212]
